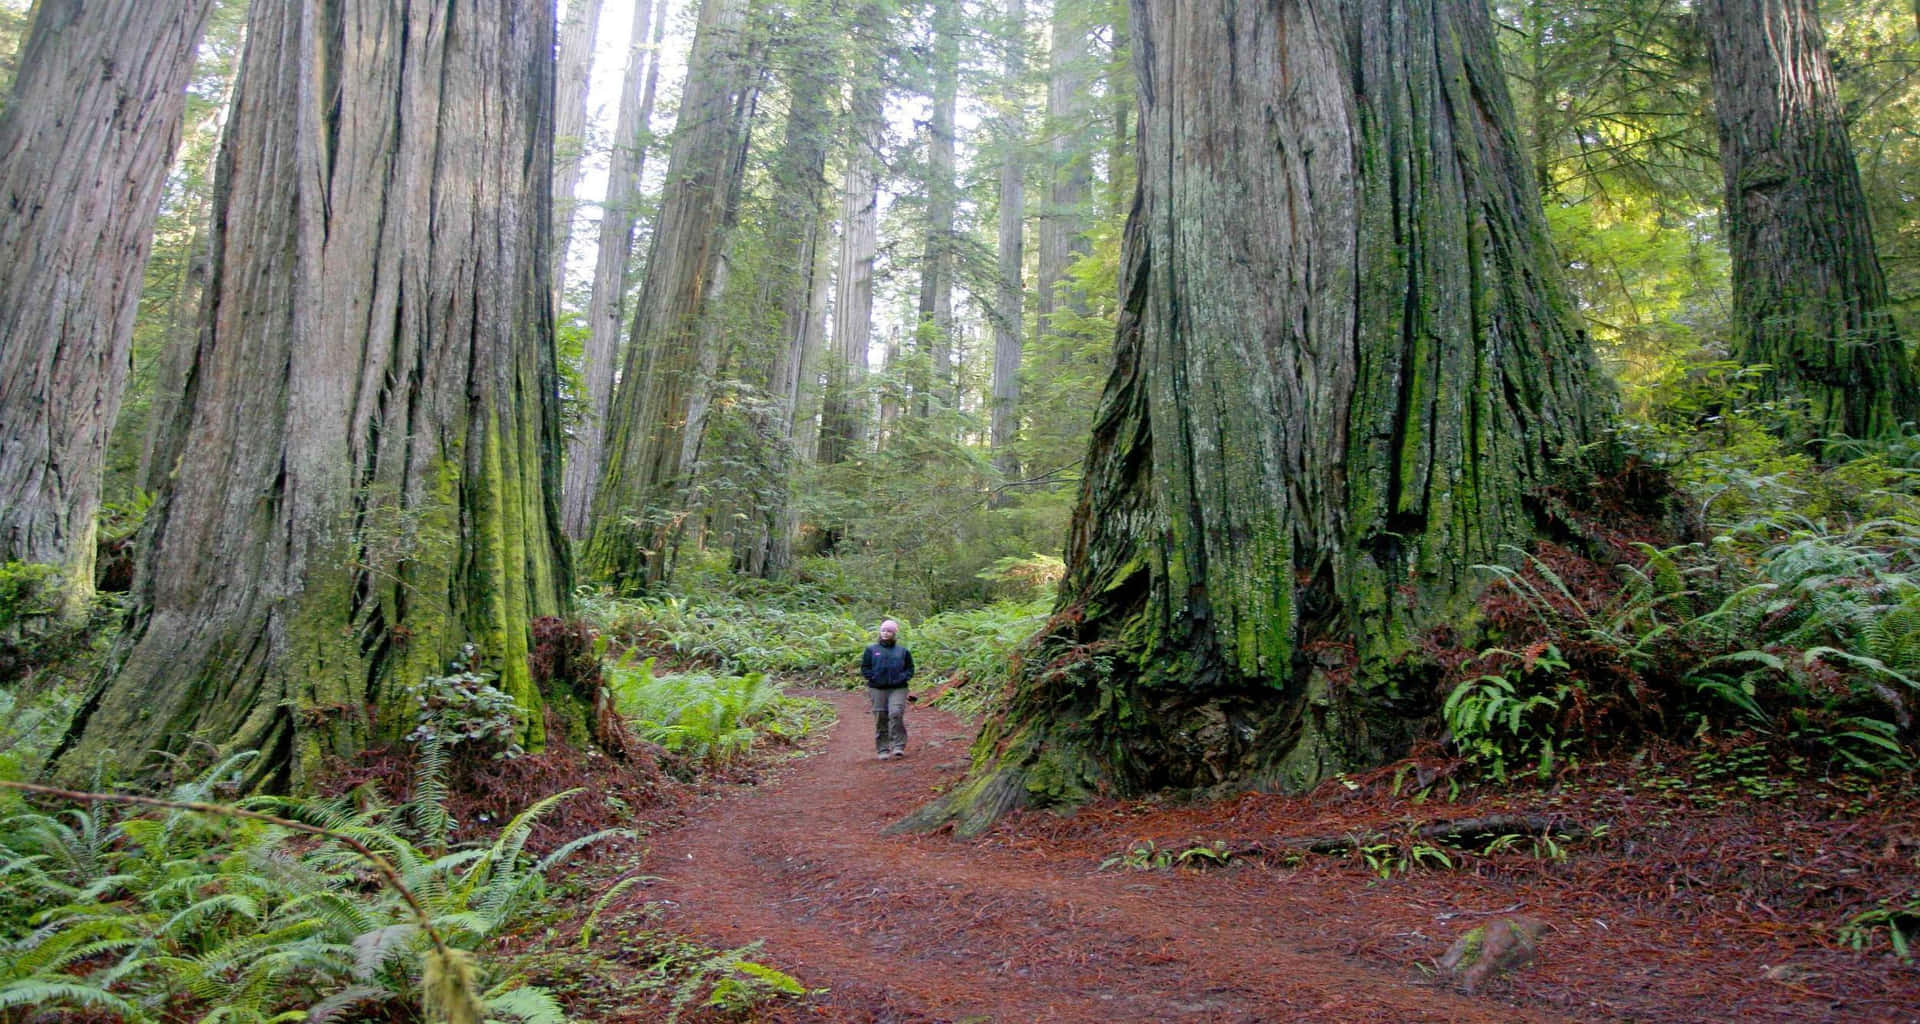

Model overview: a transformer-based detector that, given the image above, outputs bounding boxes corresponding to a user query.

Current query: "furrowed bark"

[907,0,1614,836]
[584,0,757,588]
[1704,0,1917,445]
[53,0,575,791]
[0,0,217,617]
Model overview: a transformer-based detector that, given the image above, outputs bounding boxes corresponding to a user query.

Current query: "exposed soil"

[560,691,1920,1023]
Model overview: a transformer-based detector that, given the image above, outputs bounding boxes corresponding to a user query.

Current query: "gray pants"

[868,686,908,752]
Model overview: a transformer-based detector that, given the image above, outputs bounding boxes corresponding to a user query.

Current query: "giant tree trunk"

[53,0,574,792]
[584,0,757,588]
[551,0,606,308]
[1704,0,1917,444]
[911,0,1615,835]
[990,0,1028,484]
[0,0,217,618]
[562,0,669,539]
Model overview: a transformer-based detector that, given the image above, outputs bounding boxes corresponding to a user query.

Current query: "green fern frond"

[0,978,149,1021]
[481,984,569,1023]
[351,923,423,980]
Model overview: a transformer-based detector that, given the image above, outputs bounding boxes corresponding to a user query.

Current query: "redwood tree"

[584,0,758,588]
[1704,0,1917,443]
[0,0,217,617]
[913,0,1615,834]
[53,0,574,790]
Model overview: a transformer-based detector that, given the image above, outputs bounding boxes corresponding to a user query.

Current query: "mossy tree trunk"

[1705,0,1918,444]
[53,0,575,792]
[912,0,1615,835]
[0,0,217,619]
[584,0,757,589]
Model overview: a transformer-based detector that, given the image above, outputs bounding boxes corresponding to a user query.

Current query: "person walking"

[861,618,915,759]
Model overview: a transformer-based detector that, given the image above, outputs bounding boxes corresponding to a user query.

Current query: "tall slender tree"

[53,0,575,790]
[0,0,218,618]
[733,1,839,577]
[1033,0,1095,338]
[818,63,887,474]
[914,0,961,416]
[552,0,607,307]
[563,0,670,538]
[585,0,760,587]
[990,0,1029,483]
[1704,0,1917,443]
[912,0,1616,834]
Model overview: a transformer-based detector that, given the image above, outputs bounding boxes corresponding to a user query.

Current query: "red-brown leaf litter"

[531,692,1920,1023]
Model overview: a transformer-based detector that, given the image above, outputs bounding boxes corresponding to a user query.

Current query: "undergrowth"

[0,750,629,1022]
[1440,405,1920,786]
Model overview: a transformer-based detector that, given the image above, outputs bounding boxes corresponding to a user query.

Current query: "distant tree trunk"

[551,0,606,309]
[817,77,884,472]
[0,0,216,618]
[585,0,757,588]
[735,14,836,578]
[915,0,960,417]
[562,0,669,539]
[990,0,1028,484]
[1704,0,1917,444]
[1105,8,1132,217]
[911,0,1615,835]
[1034,0,1093,337]
[52,0,574,791]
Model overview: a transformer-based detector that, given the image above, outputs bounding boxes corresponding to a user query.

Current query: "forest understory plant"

[1440,427,1920,785]
[0,752,628,1023]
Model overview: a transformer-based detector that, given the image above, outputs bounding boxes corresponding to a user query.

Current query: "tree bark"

[0,0,217,617]
[551,0,607,309]
[584,0,757,588]
[910,0,1614,835]
[990,0,1029,484]
[53,0,574,791]
[817,73,885,472]
[734,7,837,578]
[1034,0,1094,337]
[1704,0,1917,444]
[915,0,960,418]
[562,0,669,539]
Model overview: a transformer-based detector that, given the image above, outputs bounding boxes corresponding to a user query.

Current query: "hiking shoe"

[875,750,891,760]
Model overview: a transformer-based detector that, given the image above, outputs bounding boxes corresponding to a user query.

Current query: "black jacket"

[861,640,915,689]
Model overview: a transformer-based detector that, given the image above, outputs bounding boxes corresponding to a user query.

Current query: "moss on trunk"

[906,0,1615,836]
[51,0,579,792]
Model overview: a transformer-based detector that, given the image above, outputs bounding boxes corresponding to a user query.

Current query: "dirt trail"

[629,693,1589,1023]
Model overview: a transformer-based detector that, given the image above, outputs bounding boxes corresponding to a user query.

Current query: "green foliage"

[1443,643,1575,782]
[608,659,831,767]
[583,587,1048,719]
[1098,839,1234,872]
[405,667,527,759]
[1356,839,1454,879]
[1453,428,1920,780]
[1839,896,1920,959]
[0,561,58,630]
[618,932,816,1022]
[0,756,626,1022]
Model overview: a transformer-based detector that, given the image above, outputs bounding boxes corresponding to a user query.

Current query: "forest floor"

[522,691,1920,1023]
